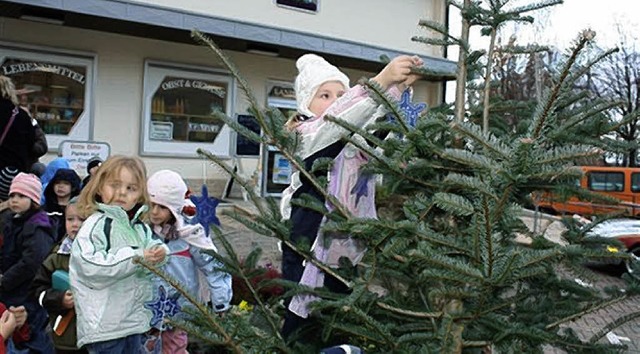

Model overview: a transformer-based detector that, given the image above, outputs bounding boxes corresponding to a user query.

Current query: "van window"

[588,172,624,192]
[632,173,640,192]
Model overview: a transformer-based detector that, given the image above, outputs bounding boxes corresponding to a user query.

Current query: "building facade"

[0,0,455,196]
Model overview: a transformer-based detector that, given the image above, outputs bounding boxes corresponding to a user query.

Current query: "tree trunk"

[482,27,497,133]
[454,0,471,123]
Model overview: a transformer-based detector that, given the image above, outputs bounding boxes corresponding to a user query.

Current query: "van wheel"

[624,246,640,280]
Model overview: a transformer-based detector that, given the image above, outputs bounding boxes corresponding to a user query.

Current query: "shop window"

[142,62,234,157]
[260,81,296,196]
[0,46,93,149]
[275,0,318,12]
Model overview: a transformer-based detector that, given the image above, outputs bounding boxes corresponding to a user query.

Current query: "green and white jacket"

[69,203,168,348]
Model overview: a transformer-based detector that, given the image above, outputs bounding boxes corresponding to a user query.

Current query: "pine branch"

[450,121,510,159]
[546,294,628,330]
[212,228,285,339]
[134,258,243,354]
[376,301,442,318]
[197,149,267,216]
[502,0,563,17]
[530,30,595,139]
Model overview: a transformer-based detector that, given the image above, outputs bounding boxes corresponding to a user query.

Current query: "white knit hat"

[294,54,350,117]
[147,170,188,225]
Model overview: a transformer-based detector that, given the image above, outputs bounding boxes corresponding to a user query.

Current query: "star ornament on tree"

[144,285,181,330]
[387,89,427,129]
[398,89,427,128]
[189,184,221,237]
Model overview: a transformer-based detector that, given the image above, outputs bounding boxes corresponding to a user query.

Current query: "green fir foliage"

[135,1,640,353]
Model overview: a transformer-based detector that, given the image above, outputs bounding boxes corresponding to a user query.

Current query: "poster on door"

[271,153,292,184]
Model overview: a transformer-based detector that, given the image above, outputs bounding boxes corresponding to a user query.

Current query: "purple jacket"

[0,208,55,307]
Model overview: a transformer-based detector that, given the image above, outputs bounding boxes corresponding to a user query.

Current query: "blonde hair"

[77,155,149,219]
[0,76,18,106]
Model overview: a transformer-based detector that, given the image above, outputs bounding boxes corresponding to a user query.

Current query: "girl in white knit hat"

[146,169,232,354]
[279,53,423,340]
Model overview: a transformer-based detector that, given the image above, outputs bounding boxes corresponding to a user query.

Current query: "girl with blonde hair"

[70,155,169,353]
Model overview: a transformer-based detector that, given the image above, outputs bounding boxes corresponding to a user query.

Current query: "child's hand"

[143,246,166,264]
[62,291,74,309]
[400,55,424,90]
[372,55,424,90]
[8,306,27,328]
[0,310,17,339]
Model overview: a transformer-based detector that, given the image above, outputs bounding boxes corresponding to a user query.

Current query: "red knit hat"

[10,173,42,205]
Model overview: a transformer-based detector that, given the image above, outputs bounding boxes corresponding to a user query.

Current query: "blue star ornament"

[398,89,427,128]
[386,89,428,129]
[190,184,221,236]
[144,285,181,330]
[350,172,372,206]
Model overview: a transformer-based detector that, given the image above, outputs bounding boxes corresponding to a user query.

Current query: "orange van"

[535,166,640,217]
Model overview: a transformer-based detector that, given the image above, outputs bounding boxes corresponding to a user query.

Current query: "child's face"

[99,168,142,211]
[149,203,173,226]
[65,204,84,239]
[308,81,346,116]
[8,193,32,214]
[54,180,72,199]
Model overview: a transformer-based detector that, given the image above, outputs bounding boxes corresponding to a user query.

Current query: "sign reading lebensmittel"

[59,140,111,176]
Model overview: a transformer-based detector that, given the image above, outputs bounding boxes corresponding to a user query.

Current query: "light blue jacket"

[70,203,168,347]
[152,222,232,322]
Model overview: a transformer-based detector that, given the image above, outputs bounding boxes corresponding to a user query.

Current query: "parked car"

[535,166,640,217]
[586,218,640,278]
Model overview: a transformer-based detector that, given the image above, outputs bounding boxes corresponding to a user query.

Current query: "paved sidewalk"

[217,200,640,353]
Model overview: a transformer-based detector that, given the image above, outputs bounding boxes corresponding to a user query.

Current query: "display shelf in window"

[151,112,224,142]
[32,103,84,135]
[142,62,234,156]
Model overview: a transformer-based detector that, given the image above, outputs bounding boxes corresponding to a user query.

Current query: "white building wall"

[126,0,446,57]
[0,17,441,183]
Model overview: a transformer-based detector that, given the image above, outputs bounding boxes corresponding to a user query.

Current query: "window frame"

[274,0,319,13]
[631,172,640,193]
[260,80,296,197]
[140,60,236,158]
[0,41,96,152]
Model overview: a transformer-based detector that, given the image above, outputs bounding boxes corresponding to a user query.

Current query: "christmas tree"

[139,1,640,353]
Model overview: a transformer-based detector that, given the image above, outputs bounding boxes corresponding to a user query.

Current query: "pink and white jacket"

[283,84,402,318]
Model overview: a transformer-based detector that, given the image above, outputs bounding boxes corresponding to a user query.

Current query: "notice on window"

[59,140,111,176]
[271,153,292,185]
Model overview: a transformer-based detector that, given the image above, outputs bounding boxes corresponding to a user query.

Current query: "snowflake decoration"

[387,89,427,129]
[189,184,221,237]
[144,285,181,330]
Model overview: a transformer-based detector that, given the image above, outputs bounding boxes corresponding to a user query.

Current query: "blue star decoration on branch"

[350,172,372,207]
[189,184,221,237]
[387,89,427,129]
[144,285,181,330]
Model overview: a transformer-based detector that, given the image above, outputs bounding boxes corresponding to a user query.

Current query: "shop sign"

[268,84,295,99]
[161,79,225,97]
[1,62,85,83]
